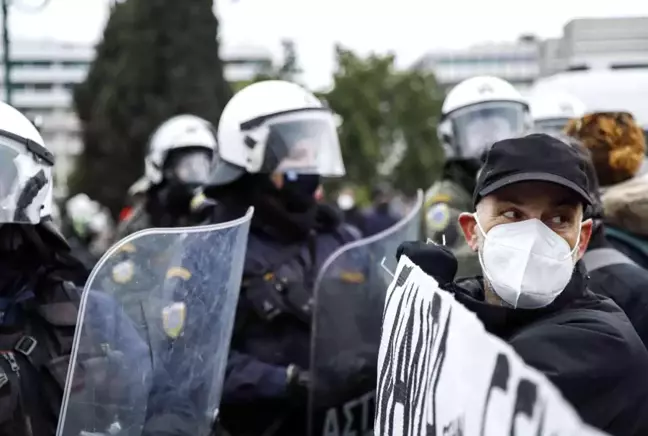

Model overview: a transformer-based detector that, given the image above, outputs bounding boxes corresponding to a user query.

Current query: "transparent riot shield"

[56,208,254,436]
[308,191,423,436]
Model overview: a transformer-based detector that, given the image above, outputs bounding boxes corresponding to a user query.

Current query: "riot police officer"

[115,114,217,239]
[106,115,218,317]
[0,101,196,435]
[192,80,358,435]
[63,193,113,271]
[424,75,532,278]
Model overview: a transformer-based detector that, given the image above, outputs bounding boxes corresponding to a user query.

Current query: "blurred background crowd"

[4,0,648,263]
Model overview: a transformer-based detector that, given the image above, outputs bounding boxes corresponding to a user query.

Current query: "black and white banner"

[375,256,609,436]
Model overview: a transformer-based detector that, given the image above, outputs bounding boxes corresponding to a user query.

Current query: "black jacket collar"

[447,262,591,339]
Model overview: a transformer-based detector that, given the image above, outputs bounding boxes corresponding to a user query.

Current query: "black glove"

[396,241,457,285]
[286,364,310,404]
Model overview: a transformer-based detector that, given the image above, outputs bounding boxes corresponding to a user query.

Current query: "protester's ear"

[576,219,593,260]
[458,212,479,251]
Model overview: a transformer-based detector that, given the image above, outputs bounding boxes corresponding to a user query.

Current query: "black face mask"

[282,173,321,199]
[159,181,200,214]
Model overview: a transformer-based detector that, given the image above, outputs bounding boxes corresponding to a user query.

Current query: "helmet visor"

[452,102,527,159]
[0,133,49,224]
[533,118,570,137]
[243,110,345,177]
[172,151,213,184]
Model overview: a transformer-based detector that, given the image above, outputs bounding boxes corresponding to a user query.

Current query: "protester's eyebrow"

[551,196,580,209]
[492,192,525,205]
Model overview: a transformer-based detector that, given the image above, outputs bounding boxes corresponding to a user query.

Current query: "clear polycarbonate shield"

[56,208,253,436]
[307,190,423,436]
[533,118,571,137]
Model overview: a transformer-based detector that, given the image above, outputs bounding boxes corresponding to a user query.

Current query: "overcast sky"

[10,0,648,90]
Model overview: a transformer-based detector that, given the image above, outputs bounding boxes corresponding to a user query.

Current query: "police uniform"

[0,275,185,436]
[221,223,357,436]
[424,179,481,279]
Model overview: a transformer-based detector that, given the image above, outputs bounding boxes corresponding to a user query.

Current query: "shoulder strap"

[582,247,637,273]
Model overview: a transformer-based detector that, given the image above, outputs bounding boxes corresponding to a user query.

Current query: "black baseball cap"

[473,134,593,208]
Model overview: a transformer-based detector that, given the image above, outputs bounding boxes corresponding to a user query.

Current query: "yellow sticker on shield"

[426,203,451,232]
[111,260,134,284]
[116,242,136,254]
[340,271,365,283]
[166,266,192,281]
[162,302,186,339]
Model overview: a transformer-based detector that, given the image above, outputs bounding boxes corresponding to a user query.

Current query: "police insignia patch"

[340,271,365,284]
[166,267,192,281]
[111,260,134,284]
[426,203,451,232]
[116,242,136,254]
[162,302,186,339]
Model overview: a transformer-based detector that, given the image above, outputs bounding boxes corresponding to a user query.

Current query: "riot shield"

[56,208,254,436]
[308,191,423,436]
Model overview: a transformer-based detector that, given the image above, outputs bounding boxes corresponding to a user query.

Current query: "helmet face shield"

[171,150,213,184]
[242,110,345,177]
[0,133,49,224]
[533,118,570,137]
[450,101,528,159]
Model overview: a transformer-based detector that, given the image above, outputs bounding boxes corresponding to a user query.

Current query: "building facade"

[541,17,648,75]
[414,36,541,94]
[0,39,275,197]
[416,16,648,96]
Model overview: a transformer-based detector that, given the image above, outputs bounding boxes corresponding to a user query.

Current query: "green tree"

[71,0,232,217]
[324,46,444,197]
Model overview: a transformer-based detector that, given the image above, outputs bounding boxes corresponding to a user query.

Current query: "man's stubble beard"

[477,234,513,308]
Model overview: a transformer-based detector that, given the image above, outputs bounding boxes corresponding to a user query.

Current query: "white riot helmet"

[529,92,586,137]
[68,193,111,234]
[211,80,345,185]
[145,114,217,186]
[0,101,54,224]
[438,76,531,160]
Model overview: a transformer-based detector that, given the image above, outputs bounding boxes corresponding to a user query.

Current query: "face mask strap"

[472,213,488,239]
[564,221,583,261]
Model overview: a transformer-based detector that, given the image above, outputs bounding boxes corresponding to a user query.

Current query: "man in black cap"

[399,134,648,436]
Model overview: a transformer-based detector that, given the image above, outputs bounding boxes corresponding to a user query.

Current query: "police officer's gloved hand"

[396,241,457,285]
[286,364,310,404]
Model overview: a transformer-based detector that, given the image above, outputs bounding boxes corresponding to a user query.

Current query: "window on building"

[33,83,53,91]
[11,60,53,68]
[63,83,77,91]
[61,61,90,68]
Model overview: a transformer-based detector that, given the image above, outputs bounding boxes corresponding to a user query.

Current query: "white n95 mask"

[474,216,581,309]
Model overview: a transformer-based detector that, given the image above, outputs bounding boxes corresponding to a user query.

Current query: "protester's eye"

[549,215,568,225]
[502,210,519,220]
